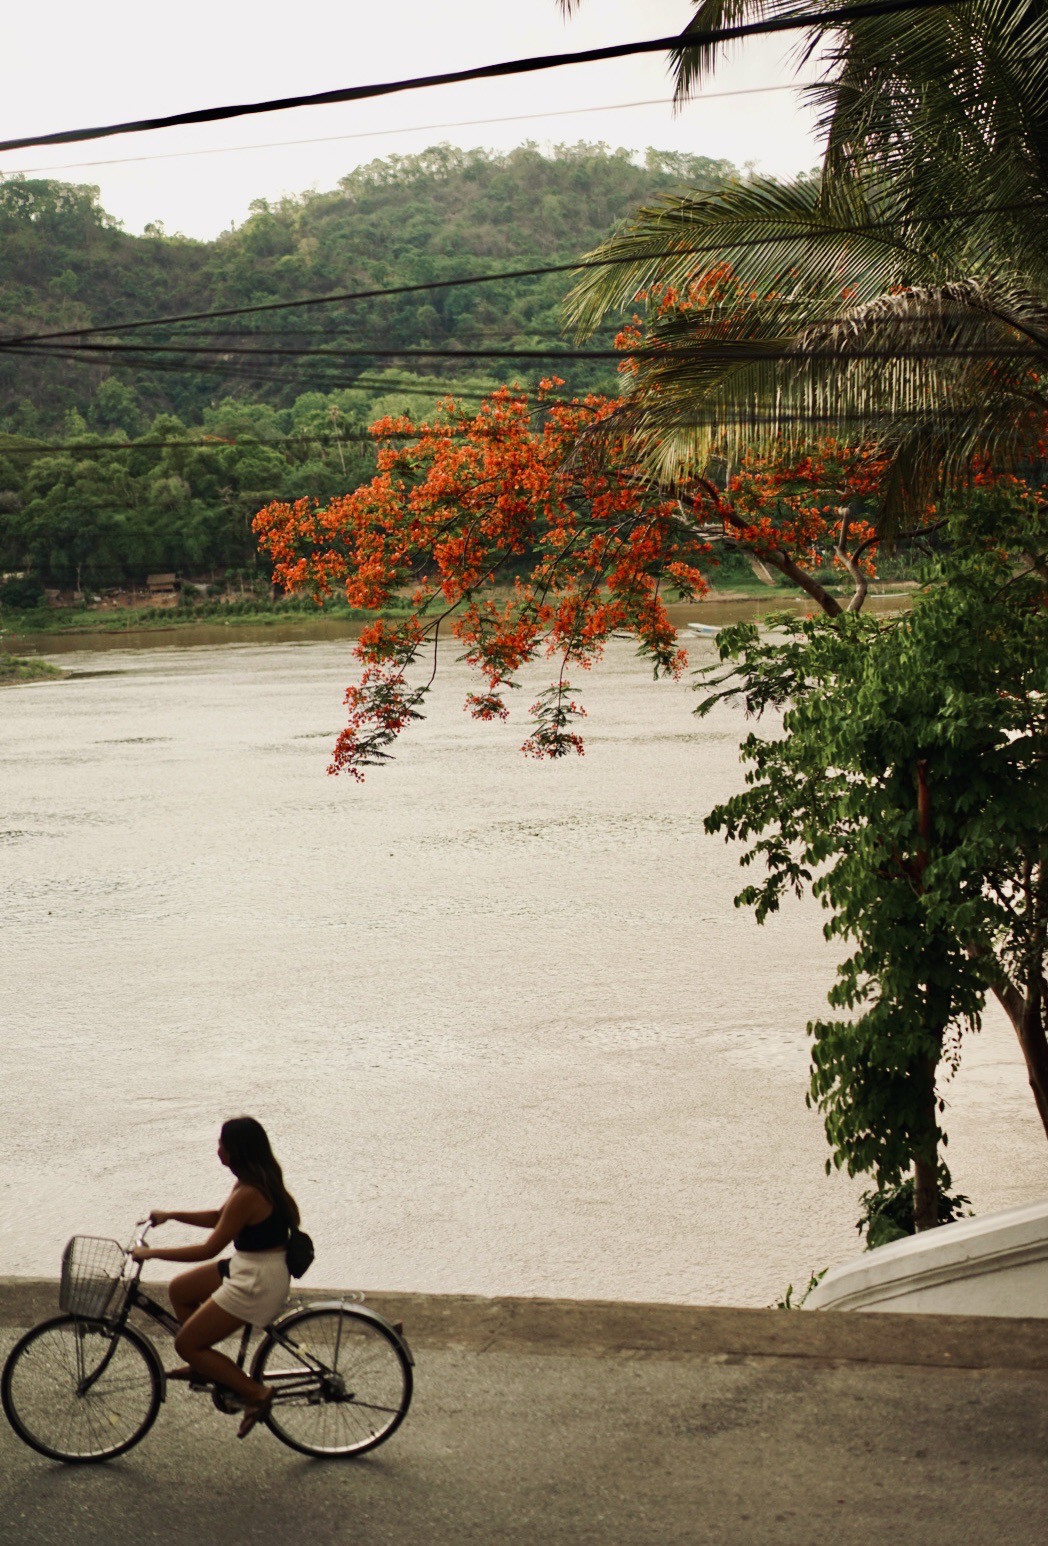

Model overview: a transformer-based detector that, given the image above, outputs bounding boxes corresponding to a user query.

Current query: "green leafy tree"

[88,380,146,439]
[19,451,133,588]
[701,496,1048,1225]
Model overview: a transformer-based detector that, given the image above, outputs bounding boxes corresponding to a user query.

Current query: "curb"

[2,1279,1048,1370]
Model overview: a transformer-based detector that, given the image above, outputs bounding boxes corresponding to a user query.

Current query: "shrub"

[857,1168,972,1249]
[0,575,45,608]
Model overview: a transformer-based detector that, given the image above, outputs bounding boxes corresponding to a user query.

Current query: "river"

[2,632,1044,1304]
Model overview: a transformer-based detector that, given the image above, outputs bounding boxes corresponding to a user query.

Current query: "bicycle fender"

[277,1299,415,1366]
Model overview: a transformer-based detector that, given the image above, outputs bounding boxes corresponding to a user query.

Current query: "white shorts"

[211,1249,290,1327]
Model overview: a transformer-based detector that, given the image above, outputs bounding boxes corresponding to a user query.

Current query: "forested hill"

[0,144,738,593]
[0,144,737,434]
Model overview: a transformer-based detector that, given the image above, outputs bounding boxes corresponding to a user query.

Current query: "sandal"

[237,1391,274,1440]
[165,1366,196,1381]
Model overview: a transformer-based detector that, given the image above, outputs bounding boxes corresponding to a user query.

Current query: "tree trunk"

[756,548,844,618]
[910,761,941,1233]
[991,979,1048,1140]
[697,487,844,618]
[913,1051,940,1232]
[913,1155,939,1232]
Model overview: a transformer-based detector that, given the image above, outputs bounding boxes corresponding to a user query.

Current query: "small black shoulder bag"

[286,1226,315,1279]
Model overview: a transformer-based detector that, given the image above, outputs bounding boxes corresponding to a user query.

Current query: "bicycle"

[1,1220,414,1464]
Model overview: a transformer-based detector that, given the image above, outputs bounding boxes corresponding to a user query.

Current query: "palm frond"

[600,279,1048,526]
[813,2,1048,282]
[565,174,965,341]
[669,1,783,104]
[559,1,840,107]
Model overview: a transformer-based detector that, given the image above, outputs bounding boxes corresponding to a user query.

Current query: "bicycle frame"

[70,1223,402,1408]
[71,1282,176,1397]
[112,1285,377,1409]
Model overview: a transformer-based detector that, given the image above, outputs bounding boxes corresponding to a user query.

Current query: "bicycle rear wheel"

[2,1315,161,1463]
[252,1306,412,1457]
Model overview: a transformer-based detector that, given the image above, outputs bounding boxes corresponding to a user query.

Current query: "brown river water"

[2,624,1044,1304]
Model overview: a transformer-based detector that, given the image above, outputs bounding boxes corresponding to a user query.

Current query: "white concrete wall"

[807,1198,1048,1318]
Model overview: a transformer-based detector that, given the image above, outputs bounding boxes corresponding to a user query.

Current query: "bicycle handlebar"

[125,1217,154,1272]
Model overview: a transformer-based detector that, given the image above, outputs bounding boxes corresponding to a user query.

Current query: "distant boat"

[687,623,721,637]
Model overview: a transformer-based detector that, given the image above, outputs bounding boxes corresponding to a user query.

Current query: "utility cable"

[0,346,577,403]
[4,194,1038,351]
[10,339,1044,364]
[0,404,1020,462]
[5,83,814,176]
[0,3,956,156]
[116,307,1017,342]
[0,354,536,405]
[0,432,503,454]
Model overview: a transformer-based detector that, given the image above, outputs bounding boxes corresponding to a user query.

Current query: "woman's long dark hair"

[220,1116,300,1227]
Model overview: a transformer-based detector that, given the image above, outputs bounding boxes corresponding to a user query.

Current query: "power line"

[156,324,607,342]
[4,84,813,176]
[0,430,509,455]
[0,250,684,345]
[10,338,1043,364]
[0,348,545,403]
[0,3,953,156]
[6,341,677,362]
[146,308,1027,343]
[0,405,1023,464]
[0,341,586,403]
[12,341,605,361]
[5,195,1038,351]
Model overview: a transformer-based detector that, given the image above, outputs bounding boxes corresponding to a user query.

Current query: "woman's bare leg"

[174,1300,271,1408]
[170,1263,222,1324]
[166,1264,224,1377]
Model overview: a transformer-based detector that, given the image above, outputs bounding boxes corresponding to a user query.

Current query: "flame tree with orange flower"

[256,381,709,774]
[254,376,908,778]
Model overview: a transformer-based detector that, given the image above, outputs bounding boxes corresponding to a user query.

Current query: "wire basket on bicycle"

[58,1236,130,1321]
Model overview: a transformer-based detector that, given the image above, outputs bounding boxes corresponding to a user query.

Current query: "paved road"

[2,1317,1047,1546]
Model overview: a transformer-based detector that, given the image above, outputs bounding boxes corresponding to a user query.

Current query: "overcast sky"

[0,1,820,239]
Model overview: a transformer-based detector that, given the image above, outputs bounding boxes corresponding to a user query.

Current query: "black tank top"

[234,1207,289,1252]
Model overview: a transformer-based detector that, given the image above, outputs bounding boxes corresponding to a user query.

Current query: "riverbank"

[1,587,917,656]
[1,595,395,638]
[0,573,920,640]
[0,654,63,685]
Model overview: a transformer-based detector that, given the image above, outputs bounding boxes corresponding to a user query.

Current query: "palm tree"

[559,1,1048,523]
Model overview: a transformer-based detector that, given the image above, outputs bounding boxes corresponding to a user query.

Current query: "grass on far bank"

[0,560,923,639]
[0,565,803,634]
[0,594,413,636]
[0,653,63,684]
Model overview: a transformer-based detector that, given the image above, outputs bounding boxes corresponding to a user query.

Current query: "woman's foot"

[166,1366,196,1381]
[237,1389,274,1439]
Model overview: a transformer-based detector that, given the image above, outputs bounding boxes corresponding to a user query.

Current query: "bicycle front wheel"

[252,1307,412,1457]
[2,1315,161,1463]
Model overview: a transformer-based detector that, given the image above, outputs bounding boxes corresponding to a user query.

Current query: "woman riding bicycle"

[130,1115,300,1438]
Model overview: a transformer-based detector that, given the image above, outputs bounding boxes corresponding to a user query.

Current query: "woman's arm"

[151,1209,221,1229]
[133,1191,254,1265]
